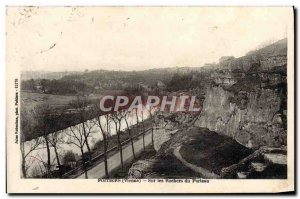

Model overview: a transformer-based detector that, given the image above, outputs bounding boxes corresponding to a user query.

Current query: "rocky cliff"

[195,86,286,149]
[219,38,287,72]
[195,39,287,149]
[127,38,288,179]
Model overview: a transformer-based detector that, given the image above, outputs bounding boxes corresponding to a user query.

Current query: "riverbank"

[27,115,153,178]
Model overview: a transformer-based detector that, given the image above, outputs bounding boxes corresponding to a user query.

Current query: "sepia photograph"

[6,6,294,193]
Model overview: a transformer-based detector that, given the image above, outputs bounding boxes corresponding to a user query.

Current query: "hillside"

[219,38,287,72]
[127,38,288,179]
[21,71,83,80]
[246,38,287,57]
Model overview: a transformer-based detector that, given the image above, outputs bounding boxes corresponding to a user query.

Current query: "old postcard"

[6,7,294,193]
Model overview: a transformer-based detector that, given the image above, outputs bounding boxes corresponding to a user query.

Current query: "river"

[23,110,150,177]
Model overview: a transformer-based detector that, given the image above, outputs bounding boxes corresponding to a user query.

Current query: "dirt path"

[173,146,220,179]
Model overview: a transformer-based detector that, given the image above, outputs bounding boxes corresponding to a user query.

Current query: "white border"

[1,1,299,198]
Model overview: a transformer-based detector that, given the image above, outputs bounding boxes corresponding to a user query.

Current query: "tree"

[30,164,44,178]
[92,101,111,178]
[48,130,64,177]
[65,125,89,179]
[47,107,67,177]
[140,108,146,151]
[32,104,54,177]
[122,110,136,159]
[69,96,93,161]
[29,104,61,177]
[21,79,35,91]
[110,111,125,170]
[146,105,156,146]
[135,108,139,128]
[20,136,43,178]
[40,79,49,92]
[27,152,57,178]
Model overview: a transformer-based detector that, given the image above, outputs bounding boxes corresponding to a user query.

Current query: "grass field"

[20,90,123,111]
[179,127,253,174]
[21,91,78,110]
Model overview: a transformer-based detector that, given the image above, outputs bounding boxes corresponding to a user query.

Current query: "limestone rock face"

[153,128,178,151]
[195,86,286,149]
[264,153,287,165]
[128,159,158,179]
[218,39,287,72]
[152,112,192,151]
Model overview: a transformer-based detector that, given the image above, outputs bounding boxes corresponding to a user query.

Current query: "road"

[77,132,153,179]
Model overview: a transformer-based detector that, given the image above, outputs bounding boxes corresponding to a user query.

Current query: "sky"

[6,7,292,71]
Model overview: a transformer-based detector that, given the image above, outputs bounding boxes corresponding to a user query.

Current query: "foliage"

[21,78,94,95]
[62,151,76,164]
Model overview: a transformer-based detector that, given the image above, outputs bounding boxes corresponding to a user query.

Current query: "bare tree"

[31,104,54,177]
[95,101,110,178]
[20,137,43,178]
[69,96,93,160]
[135,108,139,128]
[47,107,70,177]
[43,135,51,176]
[20,107,43,178]
[110,111,125,170]
[146,106,156,146]
[48,130,64,177]
[103,114,111,177]
[140,109,146,151]
[65,125,90,179]
[122,110,136,159]
[30,164,45,178]
[27,156,46,177]
[28,153,57,178]
[92,102,111,178]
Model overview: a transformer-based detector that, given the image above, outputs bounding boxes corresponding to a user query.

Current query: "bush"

[62,150,76,164]
[82,151,91,163]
